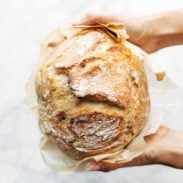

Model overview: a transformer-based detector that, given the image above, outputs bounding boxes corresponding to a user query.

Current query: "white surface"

[0,0,183,182]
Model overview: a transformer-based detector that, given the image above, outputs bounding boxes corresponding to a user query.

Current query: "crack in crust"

[68,57,132,108]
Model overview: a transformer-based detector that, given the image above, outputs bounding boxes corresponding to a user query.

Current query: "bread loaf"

[36,25,150,160]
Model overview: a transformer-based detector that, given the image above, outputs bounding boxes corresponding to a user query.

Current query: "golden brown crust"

[68,56,131,108]
[36,27,150,160]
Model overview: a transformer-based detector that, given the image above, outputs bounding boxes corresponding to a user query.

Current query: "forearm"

[144,9,183,51]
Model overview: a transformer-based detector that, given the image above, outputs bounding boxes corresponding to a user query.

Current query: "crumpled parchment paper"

[26,23,177,174]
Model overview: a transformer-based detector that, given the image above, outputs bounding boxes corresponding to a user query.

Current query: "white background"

[0,0,183,182]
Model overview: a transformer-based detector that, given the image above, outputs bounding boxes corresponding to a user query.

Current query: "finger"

[89,161,100,171]
[72,13,96,26]
[98,161,125,172]
[98,153,152,172]
[73,13,119,26]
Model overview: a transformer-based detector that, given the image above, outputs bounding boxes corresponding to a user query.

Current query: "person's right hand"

[90,126,183,171]
[74,13,159,53]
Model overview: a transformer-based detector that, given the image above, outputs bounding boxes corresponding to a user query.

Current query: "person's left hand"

[73,13,159,53]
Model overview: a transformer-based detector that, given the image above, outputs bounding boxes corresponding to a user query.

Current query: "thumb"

[72,13,121,26]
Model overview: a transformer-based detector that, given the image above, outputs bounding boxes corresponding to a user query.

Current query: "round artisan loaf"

[36,25,150,160]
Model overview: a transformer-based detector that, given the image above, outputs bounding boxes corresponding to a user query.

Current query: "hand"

[91,126,183,171]
[74,13,159,53]
[74,10,183,53]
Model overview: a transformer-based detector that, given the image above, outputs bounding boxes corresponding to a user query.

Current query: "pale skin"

[74,9,183,171]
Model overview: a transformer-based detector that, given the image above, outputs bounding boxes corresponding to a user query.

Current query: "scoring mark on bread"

[69,112,122,149]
